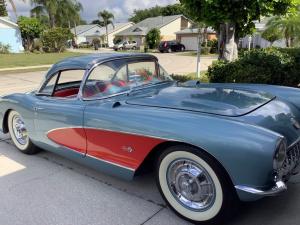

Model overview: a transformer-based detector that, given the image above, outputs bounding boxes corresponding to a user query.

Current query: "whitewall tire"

[8,110,39,155]
[156,145,238,224]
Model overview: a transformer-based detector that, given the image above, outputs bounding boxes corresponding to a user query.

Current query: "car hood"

[126,86,274,117]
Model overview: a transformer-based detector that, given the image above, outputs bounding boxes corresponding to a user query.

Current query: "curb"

[0,65,52,72]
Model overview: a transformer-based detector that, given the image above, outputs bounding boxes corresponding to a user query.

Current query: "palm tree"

[31,0,58,28]
[55,0,82,28]
[263,10,300,47]
[261,26,283,46]
[0,0,8,16]
[31,0,82,28]
[98,10,114,47]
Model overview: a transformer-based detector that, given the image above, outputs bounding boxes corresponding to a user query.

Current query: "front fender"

[85,102,281,195]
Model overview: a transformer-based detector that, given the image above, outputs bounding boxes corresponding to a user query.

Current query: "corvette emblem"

[121,146,134,153]
[291,118,300,129]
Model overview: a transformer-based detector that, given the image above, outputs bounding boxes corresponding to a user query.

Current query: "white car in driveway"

[113,41,137,51]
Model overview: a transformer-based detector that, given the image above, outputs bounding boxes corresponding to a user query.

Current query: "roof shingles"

[116,15,184,36]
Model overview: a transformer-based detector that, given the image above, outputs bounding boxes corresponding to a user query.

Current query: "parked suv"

[113,41,137,51]
[158,41,185,53]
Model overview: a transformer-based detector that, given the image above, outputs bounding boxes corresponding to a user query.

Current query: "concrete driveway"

[1,71,300,225]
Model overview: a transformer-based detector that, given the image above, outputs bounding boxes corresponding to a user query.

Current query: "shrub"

[201,47,211,55]
[207,48,300,86]
[171,72,209,83]
[0,42,10,54]
[17,16,43,52]
[145,28,161,49]
[41,27,73,53]
[113,37,122,44]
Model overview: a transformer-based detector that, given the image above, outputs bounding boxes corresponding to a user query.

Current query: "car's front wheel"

[156,145,238,224]
[8,110,40,155]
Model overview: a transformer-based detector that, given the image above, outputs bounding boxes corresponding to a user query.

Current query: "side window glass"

[53,70,85,98]
[57,70,84,86]
[128,61,156,83]
[38,73,58,95]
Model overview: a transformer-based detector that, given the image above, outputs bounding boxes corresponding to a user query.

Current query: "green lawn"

[0,52,86,69]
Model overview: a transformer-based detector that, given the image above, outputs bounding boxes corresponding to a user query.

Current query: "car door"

[82,59,161,170]
[34,69,87,155]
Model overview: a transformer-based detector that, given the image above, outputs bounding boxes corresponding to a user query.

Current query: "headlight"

[273,138,287,170]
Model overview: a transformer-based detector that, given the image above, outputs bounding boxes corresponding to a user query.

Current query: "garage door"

[181,36,199,51]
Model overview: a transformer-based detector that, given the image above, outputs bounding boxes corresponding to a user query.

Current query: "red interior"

[54,88,79,97]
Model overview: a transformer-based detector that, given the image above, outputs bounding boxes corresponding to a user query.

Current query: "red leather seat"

[54,88,79,97]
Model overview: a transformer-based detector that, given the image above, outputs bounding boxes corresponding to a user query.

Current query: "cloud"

[6,0,178,22]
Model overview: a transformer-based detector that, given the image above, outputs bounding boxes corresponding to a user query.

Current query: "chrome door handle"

[33,107,45,111]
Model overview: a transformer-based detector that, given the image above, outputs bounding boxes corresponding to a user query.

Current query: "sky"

[6,0,178,22]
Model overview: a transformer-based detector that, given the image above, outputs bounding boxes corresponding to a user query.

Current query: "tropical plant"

[129,4,186,23]
[262,9,300,47]
[55,0,82,28]
[0,0,8,16]
[145,28,161,49]
[30,0,82,28]
[261,26,284,46]
[180,0,298,61]
[17,16,44,51]
[41,27,73,52]
[98,10,114,46]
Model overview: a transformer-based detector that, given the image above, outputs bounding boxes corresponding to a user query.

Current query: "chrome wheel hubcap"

[167,159,216,211]
[12,115,28,145]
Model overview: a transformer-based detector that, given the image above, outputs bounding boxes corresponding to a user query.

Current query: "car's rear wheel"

[156,145,238,224]
[8,110,40,155]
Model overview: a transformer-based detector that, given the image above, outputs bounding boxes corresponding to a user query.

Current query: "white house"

[71,22,133,47]
[115,15,193,47]
[70,24,102,44]
[85,22,134,47]
[0,17,24,53]
[240,19,286,48]
[175,28,217,51]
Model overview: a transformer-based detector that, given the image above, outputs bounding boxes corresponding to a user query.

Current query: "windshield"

[82,59,172,99]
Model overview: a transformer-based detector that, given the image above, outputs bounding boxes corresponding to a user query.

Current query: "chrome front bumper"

[235,180,287,197]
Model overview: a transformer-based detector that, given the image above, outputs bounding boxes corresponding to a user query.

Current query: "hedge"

[207,48,300,87]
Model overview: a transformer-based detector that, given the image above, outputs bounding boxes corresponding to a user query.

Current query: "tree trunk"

[203,27,208,47]
[49,12,55,28]
[218,23,238,62]
[105,25,108,47]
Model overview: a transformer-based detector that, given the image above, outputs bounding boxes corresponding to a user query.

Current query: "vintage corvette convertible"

[1,53,300,224]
